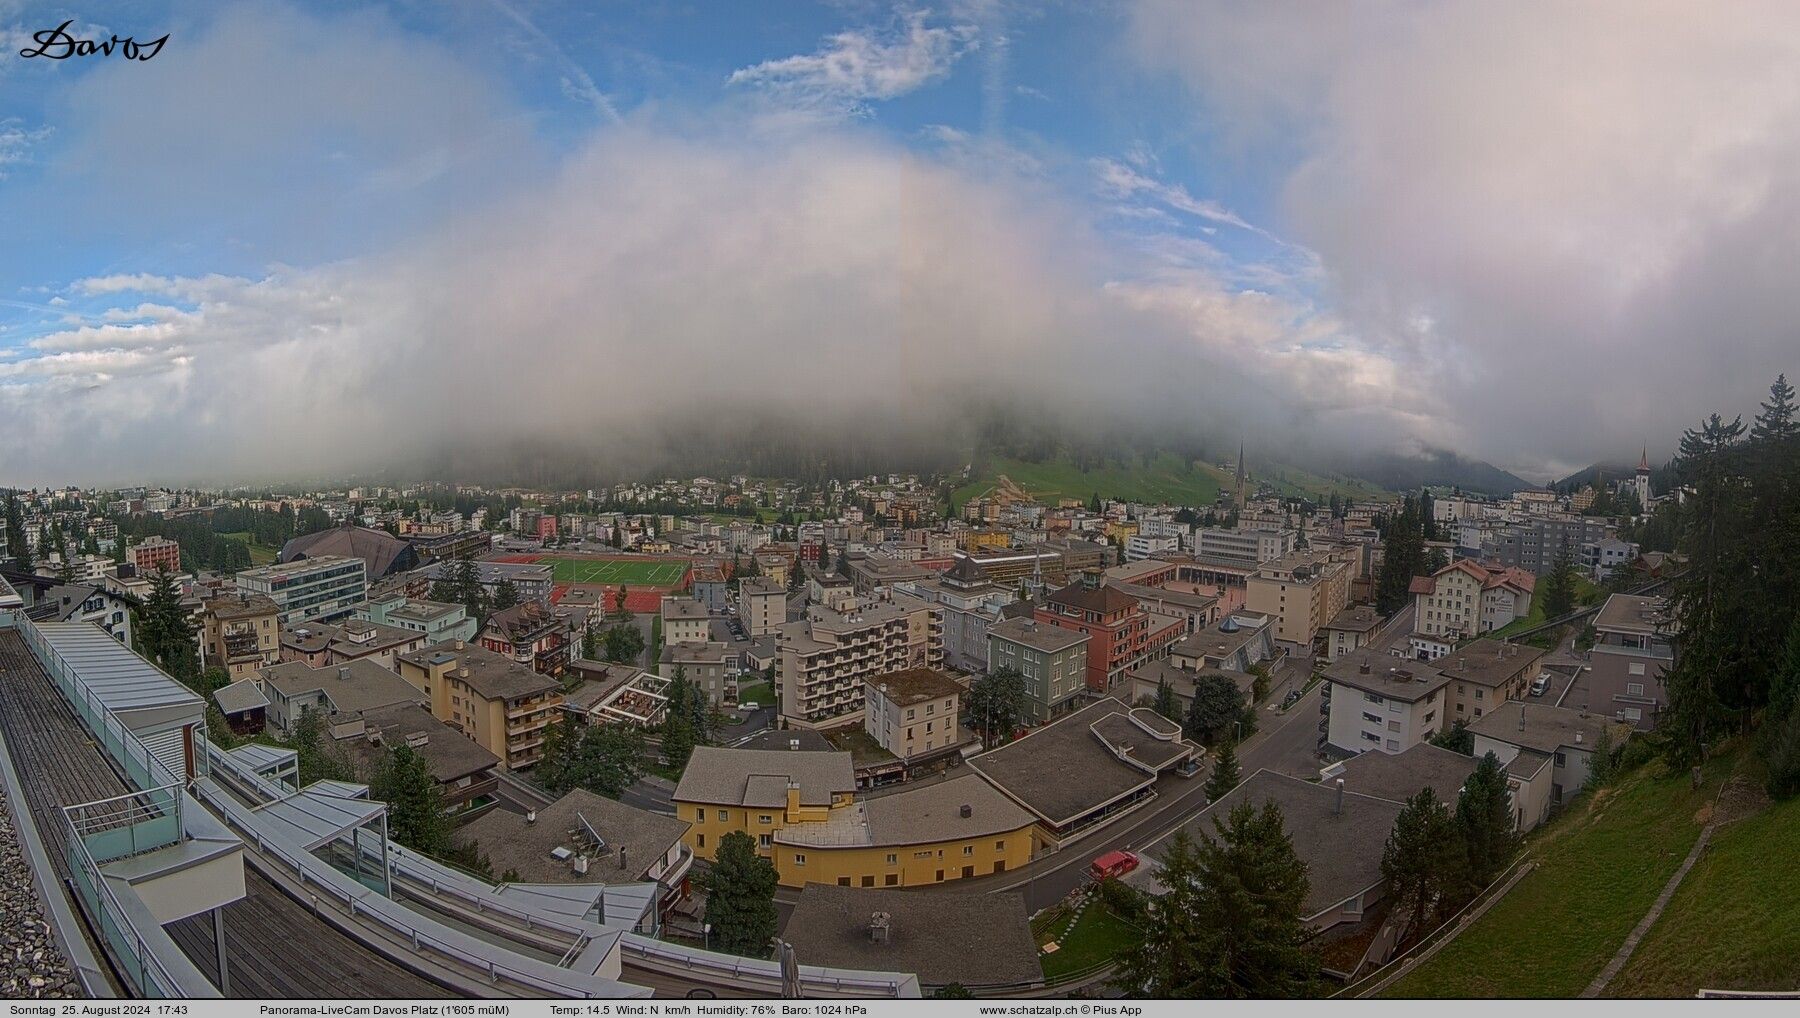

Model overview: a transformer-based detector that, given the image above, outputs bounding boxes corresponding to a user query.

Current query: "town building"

[967,696,1197,847]
[739,577,786,637]
[863,668,967,767]
[199,593,281,681]
[127,535,182,575]
[25,584,133,646]
[1410,559,1536,646]
[338,702,502,819]
[1322,648,1451,756]
[280,618,428,671]
[1320,605,1385,663]
[673,747,857,865]
[481,601,580,677]
[1437,640,1547,725]
[1470,702,1619,830]
[1130,769,1401,933]
[259,658,424,737]
[279,522,420,579]
[1033,579,1184,695]
[1580,594,1675,729]
[459,789,692,913]
[985,616,1090,724]
[235,555,369,626]
[660,597,713,645]
[1245,549,1355,654]
[660,641,735,704]
[774,592,943,731]
[1168,612,1275,672]
[355,592,477,644]
[418,560,554,607]
[778,885,1042,993]
[396,641,564,771]
[774,775,1034,889]
[1194,527,1297,566]
[893,556,1017,672]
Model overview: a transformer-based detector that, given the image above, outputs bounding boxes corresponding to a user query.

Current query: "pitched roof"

[866,668,963,706]
[1329,743,1481,806]
[1045,581,1139,615]
[673,746,855,808]
[1469,701,1618,756]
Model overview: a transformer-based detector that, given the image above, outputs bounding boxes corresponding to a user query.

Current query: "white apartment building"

[1411,560,1535,642]
[1124,533,1181,561]
[1196,526,1297,565]
[1323,649,1450,755]
[234,554,368,626]
[775,592,943,731]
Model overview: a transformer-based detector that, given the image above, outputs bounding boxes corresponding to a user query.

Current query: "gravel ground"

[0,790,80,998]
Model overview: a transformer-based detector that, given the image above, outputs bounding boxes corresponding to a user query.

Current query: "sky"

[4,1,1800,487]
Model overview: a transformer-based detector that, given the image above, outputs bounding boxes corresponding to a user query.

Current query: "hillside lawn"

[954,454,1388,511]
[1381,746,1739,998]
[1608,771,1800,996]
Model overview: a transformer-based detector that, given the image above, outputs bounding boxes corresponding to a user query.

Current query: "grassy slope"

[1033,902,1142,981]
[954,454,1387,510]
[1382,749,1736,998]
[1609,788,1800,996]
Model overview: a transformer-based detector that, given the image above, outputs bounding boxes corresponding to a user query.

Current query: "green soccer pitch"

[542,557,689,586]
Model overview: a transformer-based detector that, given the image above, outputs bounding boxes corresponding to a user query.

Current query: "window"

[906,709,916,720]
[837,877,851,886]
[794,853,806,865]
[1622,707,1643,722]
[1363,711,1383,724]
[1555,751,1567,767]
[995,840,1005,851]
[758,814,772,824]
[963,845,974,856]
[935,870,945,881]
[1476,689,1485,700]
[1386,739,1399,751]
[1387,720,1401,733]
[884,874,899,886]
[759,834,772,849]
[885,854,897,865]
[1363,692,1383,704]
[1626,682,1645,697]
[861,875,875,887]
[696,834,705,849]
[717,809,728,822]
[1362,731,1381,744]
[1629,661,1647,676]
[1424,712,1435,724]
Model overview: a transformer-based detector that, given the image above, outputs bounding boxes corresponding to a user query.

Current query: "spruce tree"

[1381,787,1464,935]
[372,744,449,854]
[1152,677,1181,725]
[1111,803,1315,998]
[703,831,779,957]
[1456,752,1519,891]
[1204,739,1241,803]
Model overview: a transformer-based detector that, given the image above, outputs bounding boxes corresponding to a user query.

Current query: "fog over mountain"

[6,2,1800,488]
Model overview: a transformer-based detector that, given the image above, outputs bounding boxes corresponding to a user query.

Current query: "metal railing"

[64,784,184,863]
[9,616,211,998]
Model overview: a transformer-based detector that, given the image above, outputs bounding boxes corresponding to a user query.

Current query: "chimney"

[960,804,973,819]
[337,666,351,681]
[526,809,537,825]
[1575,731,1584,744]
[1334,778,1345,815]
[869,911,892,944]
[789,738,801,751]
[1359,661,1371,675]
[618,845,628,871]
[1458,658,1466,671]
[573,854,589,876]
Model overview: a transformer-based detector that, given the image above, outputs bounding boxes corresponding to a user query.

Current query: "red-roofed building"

[1035,579,1184,695]
[1411,559,1536,648]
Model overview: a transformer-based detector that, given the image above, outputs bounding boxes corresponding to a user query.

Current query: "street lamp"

[703,922,712,951]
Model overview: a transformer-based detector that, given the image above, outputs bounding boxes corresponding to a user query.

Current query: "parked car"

[1282,689,1304,709]
[1089,850,1140,882]
[1530,675,1550,697]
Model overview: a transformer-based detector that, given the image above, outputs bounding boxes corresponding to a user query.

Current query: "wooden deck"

[0,630,443,998]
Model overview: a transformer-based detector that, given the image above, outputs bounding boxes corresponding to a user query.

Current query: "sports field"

[539,557,689,586]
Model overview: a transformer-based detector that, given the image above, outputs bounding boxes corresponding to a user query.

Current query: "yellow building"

[962,529,1012,553]
[777,775,1035,888]
[395,640,563,771]
[672,748,1035,887]
[673,747,857,863]
[1104,520,1139,543]
[1245,548,1355,652]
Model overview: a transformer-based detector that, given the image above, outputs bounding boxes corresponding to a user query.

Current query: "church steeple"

[1637,447,1650,473]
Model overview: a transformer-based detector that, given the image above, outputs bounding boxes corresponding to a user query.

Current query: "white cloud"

[728,8,976,110]
[1091,157,1263,235]
[1129,0,1800,471]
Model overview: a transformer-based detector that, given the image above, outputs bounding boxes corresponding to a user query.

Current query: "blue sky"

[4,1,1799,485]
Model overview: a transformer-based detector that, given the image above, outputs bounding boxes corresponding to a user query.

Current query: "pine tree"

[703,831,779,957]
[1204,739,1241,802]
[1456,752,1519,891]
[1183,672,1249,745]
[660,669,697,768]
[968,667,1027,747]
[1381,787,1464,935]
[490,578,521,612]
[372,744,449,854]
[1375,495,1426,614]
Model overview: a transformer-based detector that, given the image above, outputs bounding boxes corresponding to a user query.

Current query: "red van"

[1089,850,1140,881]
